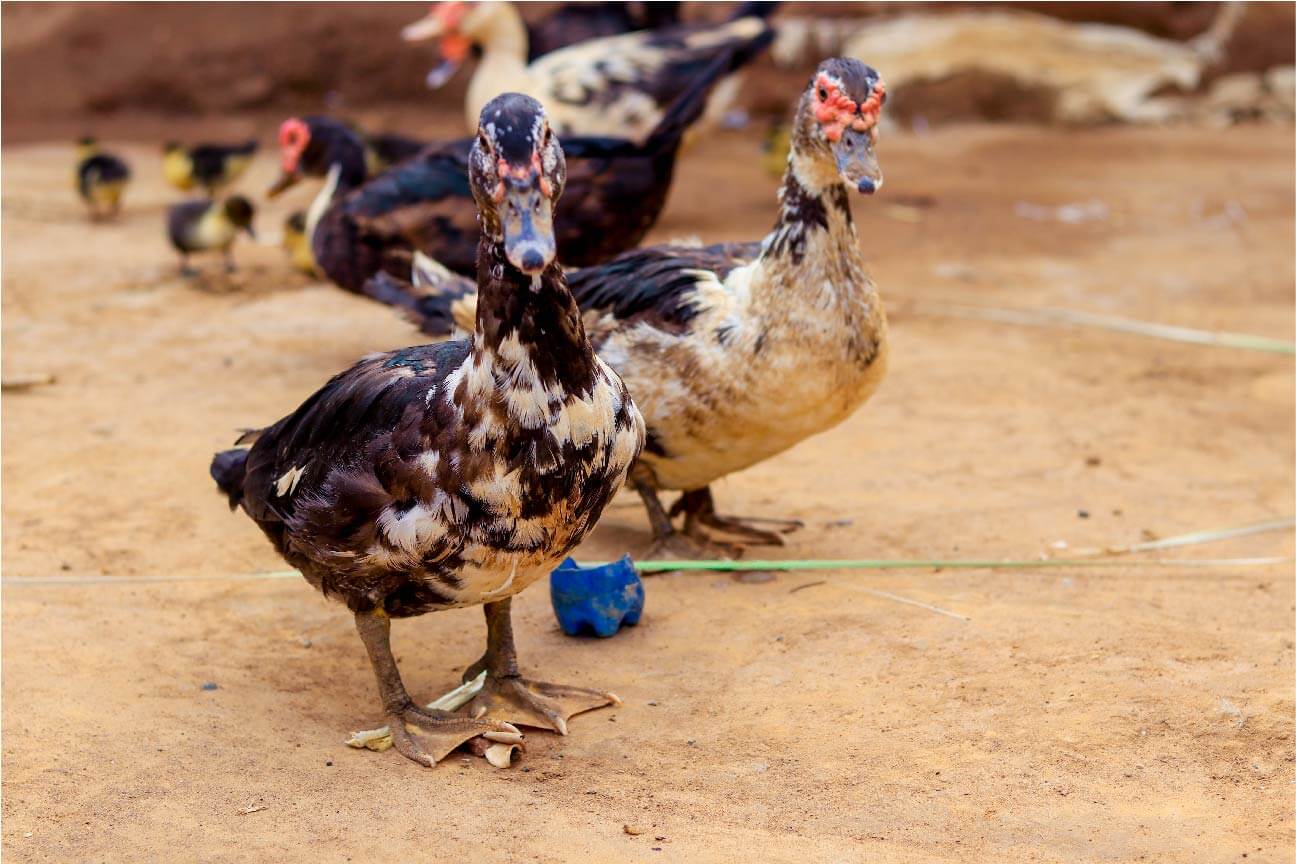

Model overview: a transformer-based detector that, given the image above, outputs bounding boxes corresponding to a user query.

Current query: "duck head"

[792,58,886,195]
[469,93,565,276]
[76,135,99,161]
[267,117,313,197]
[402,1,500,88]
[222,195,257,239]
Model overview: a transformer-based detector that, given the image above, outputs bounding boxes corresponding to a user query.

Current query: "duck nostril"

[857,177,876,194]
[521,249,544,271]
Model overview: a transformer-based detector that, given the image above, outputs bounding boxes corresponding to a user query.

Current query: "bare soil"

[2,122,1293,863]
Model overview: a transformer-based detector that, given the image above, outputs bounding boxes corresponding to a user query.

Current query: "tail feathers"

[362,266,476,338]
[210,448,250,511]
[729,1,779,21]
[646,38,765,151]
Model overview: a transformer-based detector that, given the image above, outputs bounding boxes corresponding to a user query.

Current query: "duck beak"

[424,34,470,89]
[401,10,444,42]
[833,128,883,195]
[266,171,300,198]
[500,180,556,276]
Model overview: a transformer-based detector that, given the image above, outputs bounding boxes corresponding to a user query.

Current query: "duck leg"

[355,609,522,767]
[178,254,197,277]
[672,487,802,547]
[460,598,618,735]
[631,468,715,560]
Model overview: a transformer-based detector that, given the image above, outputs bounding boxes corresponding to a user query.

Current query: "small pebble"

[325,761,333,767]
[200,682,219,691]
[1077,509,1090,519]
[735,570,775,584]
[646,700,658,707]
[623,824,643,836]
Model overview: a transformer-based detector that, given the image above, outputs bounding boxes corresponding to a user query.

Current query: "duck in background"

[74,137,131,221]
[266,117,428,271]
[523,2,680,61]
[387,58,890,558]
[162,140,259,197]
[282,211,318,275]
[167,195,256,276]
[309,47,746,301]
[210,93,644,768]
[401,1,776,142]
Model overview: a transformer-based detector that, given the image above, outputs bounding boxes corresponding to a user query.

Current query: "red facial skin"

[812,74,886,143]
[432,2,470,61]
[493,151,550,203]
[278,118,310,173]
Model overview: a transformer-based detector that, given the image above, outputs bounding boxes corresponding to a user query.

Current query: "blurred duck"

[282,211,317,275]
[74,137,131,221]
[210,94,644,767]
[523,2,680,60]
[387,58,890,557]
[162,139,259,197]
[267,117,426,253]
[167,195,256,276]
[401,1,776,142]
[309,47,741,297]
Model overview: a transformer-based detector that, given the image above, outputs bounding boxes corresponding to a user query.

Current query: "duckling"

[209,93,645,768]
[402,1,775,143]
[388,58,889,557]
[162,139,258,197]
[282,211,317,275]
[74,137,131,221]
[312,47,739,298]
[167,195,256,276]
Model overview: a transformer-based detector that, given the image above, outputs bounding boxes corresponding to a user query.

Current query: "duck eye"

[818,87,828,101]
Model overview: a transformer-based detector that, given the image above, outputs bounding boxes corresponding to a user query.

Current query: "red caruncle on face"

[812,74,885,143]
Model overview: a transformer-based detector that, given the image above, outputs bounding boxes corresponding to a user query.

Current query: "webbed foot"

[462,674,618,736]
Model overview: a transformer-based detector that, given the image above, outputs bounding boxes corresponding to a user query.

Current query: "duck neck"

[755,146,872,310]
[467,6,531,115]
[471,238,596,395]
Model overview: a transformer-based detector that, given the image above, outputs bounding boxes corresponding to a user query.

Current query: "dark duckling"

[209,93,645,768]
[74,137,131,221]
[167,195,256,276]
[163,139,258,197]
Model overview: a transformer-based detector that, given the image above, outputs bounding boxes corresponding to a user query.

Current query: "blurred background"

[4,1,1293,141]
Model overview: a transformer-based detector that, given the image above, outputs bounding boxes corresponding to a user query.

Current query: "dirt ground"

[2,120,1294,863]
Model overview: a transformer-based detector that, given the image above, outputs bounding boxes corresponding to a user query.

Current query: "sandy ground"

[2,123,1294,863]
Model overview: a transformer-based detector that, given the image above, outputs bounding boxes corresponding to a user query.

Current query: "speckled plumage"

[214,98,644,619]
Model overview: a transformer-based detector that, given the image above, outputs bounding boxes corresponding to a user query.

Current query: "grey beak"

[833,128,883,195]
[501,182,556,275]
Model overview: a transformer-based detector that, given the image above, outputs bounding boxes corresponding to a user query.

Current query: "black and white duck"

[210,93,645,767]
[388,58,889,557]
[309,48,741,296]
[402,1,775,142]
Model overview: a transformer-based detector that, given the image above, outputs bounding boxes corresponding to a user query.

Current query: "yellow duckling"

[167,195,256,276]
[281,210,318,275]
[74,136,131,221]
[162,139,258,197]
